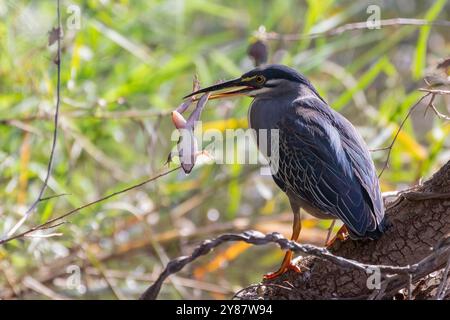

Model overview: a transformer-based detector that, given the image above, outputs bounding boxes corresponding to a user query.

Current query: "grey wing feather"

[271,97,385,237]
[334,113,385,227]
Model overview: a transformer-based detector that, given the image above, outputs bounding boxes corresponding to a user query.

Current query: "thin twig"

[33,221,67,231]
[22,276,69,300]
[425,97,450,121]
[262,18,450,42]
[39,193,70,202]
[370,146,391,152]
[0,166,180,245]
[368,77,450,174]
[85,268,234,295]
[0,109,171,125]
[377,88,450,178]
[5,0,62,239]
[419,88,450,95]
[232,283,292,300]
[377,93,432,178]
[436,256,450,300]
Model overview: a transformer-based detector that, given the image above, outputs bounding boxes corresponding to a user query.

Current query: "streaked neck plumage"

[248,81,321,132]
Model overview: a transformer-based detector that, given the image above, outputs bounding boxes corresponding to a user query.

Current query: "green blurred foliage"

[0,0,449,299]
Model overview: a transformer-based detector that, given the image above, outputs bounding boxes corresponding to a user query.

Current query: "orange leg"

[324,219,336,246]
[325,224,349,248]
[264,208,302,279]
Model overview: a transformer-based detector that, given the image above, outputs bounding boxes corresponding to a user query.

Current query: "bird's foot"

[325,225,349,248]
[263,261,301,280]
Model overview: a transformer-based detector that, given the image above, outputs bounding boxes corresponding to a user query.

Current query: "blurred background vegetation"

[0,0,449,299]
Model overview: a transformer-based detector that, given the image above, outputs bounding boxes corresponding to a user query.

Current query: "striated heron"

[184,64,386,279]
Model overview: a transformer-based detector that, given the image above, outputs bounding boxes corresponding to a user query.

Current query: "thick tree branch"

[141,160,450,300]
[238,160,450,300]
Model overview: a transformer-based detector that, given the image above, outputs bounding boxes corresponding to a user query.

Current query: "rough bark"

[236,160,450,300]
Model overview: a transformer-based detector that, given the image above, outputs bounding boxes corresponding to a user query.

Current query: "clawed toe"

[263,262,301,280]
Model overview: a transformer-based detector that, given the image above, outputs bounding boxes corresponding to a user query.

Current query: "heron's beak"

[183,78,254,101]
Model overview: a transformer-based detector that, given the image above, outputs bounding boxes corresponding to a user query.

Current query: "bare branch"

[261,18,450,42]
[377,86,450,178]
[39,193,71,202]
[140,230,450,300]
[377,93,432,178]
[4,0,63,239]
[0,166,180,245]
[419,88,450,95]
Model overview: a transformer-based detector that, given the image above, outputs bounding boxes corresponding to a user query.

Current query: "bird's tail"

[363,216,390,240]
[348,215,389,240]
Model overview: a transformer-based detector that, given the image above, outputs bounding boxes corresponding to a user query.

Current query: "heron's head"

[184,64,315,100]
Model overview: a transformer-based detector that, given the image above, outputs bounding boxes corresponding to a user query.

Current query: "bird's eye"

[255,75,265,84]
